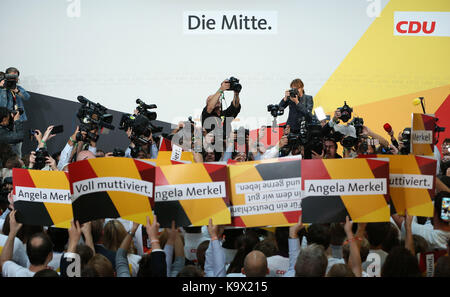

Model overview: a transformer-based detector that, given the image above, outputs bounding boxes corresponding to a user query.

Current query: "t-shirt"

[2,261,35,277]
[362,249,389,277]
[128,253,142,277]
[326,257,346,274]
[183,233,210,262]
[0,235,28,267]
[267,255,289,277]
[201,103,241,139]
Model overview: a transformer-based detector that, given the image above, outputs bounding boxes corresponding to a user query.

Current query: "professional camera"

[289,88,299,99]
[119,113,153,146]
[34,148,49,170]
[267,104,284,118]
[400,127,411,155]
[135,99,162,133]
[350,117,364,137]
[227,77,242,93]
[76,96,115,143]
[4,74,18,90]
[112,148,125,157]
[338,101,353,123]
[305,120,324,157]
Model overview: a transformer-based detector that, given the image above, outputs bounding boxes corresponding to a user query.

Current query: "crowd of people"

[0,70,449,278]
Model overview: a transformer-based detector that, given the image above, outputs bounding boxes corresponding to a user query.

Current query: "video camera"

[400,127,411,155]
[76,96,115,143]
[338,101,353,123]
[34,148,49,170]
[4,74,18,90]
[227,77,242,93]
[267,104,284,118]
[280,117,324,158]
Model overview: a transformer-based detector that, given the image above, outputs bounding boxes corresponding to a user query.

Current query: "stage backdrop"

[1,0,449,153]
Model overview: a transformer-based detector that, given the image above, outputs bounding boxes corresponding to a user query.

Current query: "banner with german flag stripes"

[301,158,390,223]
[12,168,72,228]
[229,158,302,228]
[411,113,436,156]
[68,157,155,225]
[359,154,436,217]
[154,163,231,227]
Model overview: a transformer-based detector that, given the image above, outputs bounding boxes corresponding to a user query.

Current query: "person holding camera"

[0,107,24,157]
[0,68,31,158]
[57,126,98,171]
[279,79,313,132]
[201,79,241,156]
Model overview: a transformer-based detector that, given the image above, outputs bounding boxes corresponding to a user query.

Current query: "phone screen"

[441,197,450,222]
[52,125,64,134]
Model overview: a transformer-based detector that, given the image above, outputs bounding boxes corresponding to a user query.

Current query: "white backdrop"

[1,0,388,128]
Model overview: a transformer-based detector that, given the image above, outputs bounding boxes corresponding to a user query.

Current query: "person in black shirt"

[279,78,313,132]
[201,79,241,155]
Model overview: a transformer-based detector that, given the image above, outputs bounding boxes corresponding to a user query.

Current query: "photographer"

[0,107,24,156]
[125,125,158,159]
[0,68,31,158]
[279,79,313,131]
[57,126,97,171]
[201,79,241,155]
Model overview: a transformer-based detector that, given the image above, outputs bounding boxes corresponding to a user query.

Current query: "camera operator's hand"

[12,112,20,122]
[283,90,290,102]
[33,130,43,144]
[42,125,56,143]
[290,94,299,105]
[220,80,230,92]
[333,109,341,123]
[0,79,4,88]
[105,152,114,157]
[311,150,324,159]
[278,135,288,148]
[389,144,399,155]
[45,156,58,171]
[29,151,36,169]
[284,125,291,135]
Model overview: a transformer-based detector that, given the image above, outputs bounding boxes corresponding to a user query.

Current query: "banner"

[13,168,72,228]
[359,155,436,217]
[229,158,302,228]
[411,113,436,156]
[68,157,155,225]
[154,163,231,227]
[301,159,390,223]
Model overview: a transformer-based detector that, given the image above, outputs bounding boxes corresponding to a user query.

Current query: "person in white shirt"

[392,192,450,251]
[1,210,54,277]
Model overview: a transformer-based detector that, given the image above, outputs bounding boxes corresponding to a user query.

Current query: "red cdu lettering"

[408,21,421,33]
[396,21,408,33]
[422,21,436,34]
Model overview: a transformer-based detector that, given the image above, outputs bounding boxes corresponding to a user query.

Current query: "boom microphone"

[383,123,392,133]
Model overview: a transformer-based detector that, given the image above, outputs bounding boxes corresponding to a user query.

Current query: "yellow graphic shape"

[88,158,153,225]
[383,155,434,217]
[159,163,230,226]
[28,170,72,229]
[315,0,450,148]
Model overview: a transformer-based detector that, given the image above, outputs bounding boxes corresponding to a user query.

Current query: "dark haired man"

[324,138,342,159]
[201,79,241,156]
[0,210,54,277]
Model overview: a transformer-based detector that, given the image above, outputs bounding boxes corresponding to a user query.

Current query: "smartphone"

[51,125,64,134]
[441,197,450,222]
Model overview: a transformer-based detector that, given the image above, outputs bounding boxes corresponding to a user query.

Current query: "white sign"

[183,11,278,34]
[230,199,301,217]
[155,181,226,202]
[171,144,183,161]
[72,177,153,201]
[14,186,71,204]
[389,174,433,189]
[394,12,450,36]
[304,178,387,196]
[236,178,301,194]
[412,130,433,144]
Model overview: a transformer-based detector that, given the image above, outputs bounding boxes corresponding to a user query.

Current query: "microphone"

[412,97,426,114]
[383,123,392,133]
[412,98,421,106]
[384,123,399,148]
